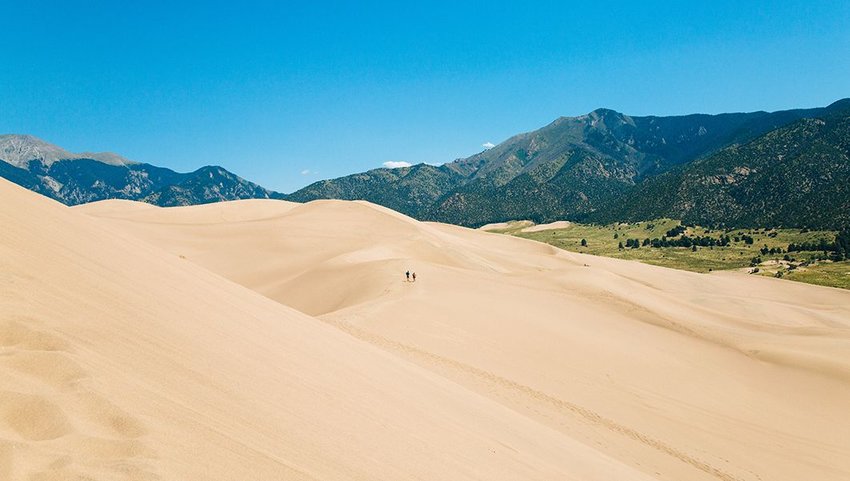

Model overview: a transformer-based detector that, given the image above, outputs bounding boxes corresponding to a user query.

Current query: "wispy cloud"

[383,161,412,169]
[300,169,314,175]
[482,142,495,150]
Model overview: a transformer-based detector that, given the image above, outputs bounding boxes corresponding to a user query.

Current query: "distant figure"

[405,271,410,282]
[412,272,417,282]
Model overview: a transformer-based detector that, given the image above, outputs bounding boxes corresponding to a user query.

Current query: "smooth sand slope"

[79,197,850,481]
[1,179,661,480]
[478,220,572,232]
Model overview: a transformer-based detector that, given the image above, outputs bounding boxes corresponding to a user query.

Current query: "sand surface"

[478,220,532,231]
[520,220,572,232]
[479,220,570,232]
[3,178,849,480]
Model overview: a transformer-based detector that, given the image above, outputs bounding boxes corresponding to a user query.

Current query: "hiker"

[405,271,410,281]
[412,272,417,282]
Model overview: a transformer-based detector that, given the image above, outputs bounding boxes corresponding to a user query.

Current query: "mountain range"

[3,98,849,229]
[0,134,277,206]
[590,110,850,229]
[290,99,850,229]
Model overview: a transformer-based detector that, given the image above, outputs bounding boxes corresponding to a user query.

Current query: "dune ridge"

[76,196,850,481]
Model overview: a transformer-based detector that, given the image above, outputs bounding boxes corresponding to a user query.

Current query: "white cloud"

[300,169,313,175]
[382,161,412,169]
[482,142,495,150]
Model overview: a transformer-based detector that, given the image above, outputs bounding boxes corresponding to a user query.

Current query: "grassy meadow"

[486,219,850,290]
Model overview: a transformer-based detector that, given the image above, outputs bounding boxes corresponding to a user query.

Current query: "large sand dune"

[3,176,849,480]
[77,196,850,481]
[1,179,657,480]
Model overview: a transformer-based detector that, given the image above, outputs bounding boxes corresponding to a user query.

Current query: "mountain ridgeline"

[4,99,849,228]
[290,99,850,229]
[0,135,278,206]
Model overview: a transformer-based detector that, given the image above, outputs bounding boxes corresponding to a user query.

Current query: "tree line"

[788,230,849,261]
[619,234,733,249]
[615,228,849,261]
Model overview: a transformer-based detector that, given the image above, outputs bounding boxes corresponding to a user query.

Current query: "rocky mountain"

[287,163,467,217]
[1,134,86,168]
[8,99,849,228]
[0,135,279,206]
[289,99,850,228]
[141,165,277,207]
[590,104,850,230]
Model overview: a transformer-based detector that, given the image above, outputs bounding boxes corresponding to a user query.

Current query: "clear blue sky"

[2,1,848,193]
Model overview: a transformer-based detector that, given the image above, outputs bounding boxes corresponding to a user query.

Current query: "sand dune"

[2,179,663,480]
[521,220,572,232]
[76,196,850,481]
[478,220,533,231]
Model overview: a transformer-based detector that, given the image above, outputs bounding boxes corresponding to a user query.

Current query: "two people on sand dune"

[405,271,417,282]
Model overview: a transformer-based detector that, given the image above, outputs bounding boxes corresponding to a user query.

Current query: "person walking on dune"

[412,272,417,282]
[405,270,410,282]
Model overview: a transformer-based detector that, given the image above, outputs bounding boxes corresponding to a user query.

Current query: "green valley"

[487,219,850,289]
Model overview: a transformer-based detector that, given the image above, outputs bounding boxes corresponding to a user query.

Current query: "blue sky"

[2,1,848,193]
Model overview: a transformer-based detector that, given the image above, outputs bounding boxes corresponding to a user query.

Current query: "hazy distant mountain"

[289,99,850,228]
[0,134,278,206]
[1,134,81,168]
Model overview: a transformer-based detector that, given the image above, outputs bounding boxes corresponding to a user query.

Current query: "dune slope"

[79,197,850,481]
[1,178,664,480]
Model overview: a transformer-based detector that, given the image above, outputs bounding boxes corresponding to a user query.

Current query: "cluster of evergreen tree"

[618,233,735,249]
[786,230,850,261]
[734,234,755,244]
[645,234,732,248]
[759,245,784,255]
[787,239,837,253]
[665,225,687,237]
[837,230,850,260]
[623,238,642,249]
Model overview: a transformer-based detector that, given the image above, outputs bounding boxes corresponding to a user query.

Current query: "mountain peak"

[553,108,630,129]
[586,107,633,127]
[589,107,620,116]
[0,134,137,169]
[0,134,76,169]
[825,98,850,113]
